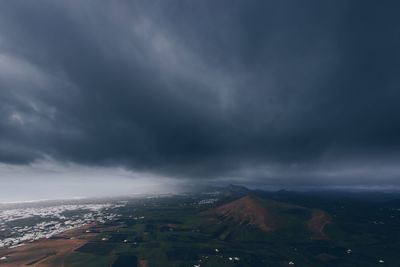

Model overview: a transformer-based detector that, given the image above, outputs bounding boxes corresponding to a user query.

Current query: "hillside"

[208,196,277,231]
[206,195,331,239]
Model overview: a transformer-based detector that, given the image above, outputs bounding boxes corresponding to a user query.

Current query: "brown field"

[139,259,149,267]
[307,210,331,240]
[0,239,86,267]
[0,225,95,267]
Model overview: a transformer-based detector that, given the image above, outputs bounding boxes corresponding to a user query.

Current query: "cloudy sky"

[0,1,400,201]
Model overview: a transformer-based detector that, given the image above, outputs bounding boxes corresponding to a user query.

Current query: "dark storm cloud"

[1,1,400,186]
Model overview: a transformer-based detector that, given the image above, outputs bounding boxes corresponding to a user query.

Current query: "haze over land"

[1,1,400,200]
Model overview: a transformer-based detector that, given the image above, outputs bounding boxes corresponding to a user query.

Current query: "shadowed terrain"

[0,188,399,266]
[207,195,331,239]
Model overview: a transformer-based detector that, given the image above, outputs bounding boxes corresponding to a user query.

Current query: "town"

[0,203,124,248]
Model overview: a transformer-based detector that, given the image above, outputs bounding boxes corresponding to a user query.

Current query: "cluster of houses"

[198,198,218,205]
[0,203,124,248]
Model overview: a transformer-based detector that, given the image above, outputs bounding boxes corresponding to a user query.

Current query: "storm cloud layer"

[1,1,400,188]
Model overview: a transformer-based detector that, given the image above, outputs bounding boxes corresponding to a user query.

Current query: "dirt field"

[0,239,86,267]
[0,225,95,267]
[307,210,331,240]
[138,259,149,267]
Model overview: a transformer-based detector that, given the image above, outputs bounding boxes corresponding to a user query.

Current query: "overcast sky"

[1,1,400,201]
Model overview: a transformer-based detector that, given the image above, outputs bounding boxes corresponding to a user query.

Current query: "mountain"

[198,184,251,197]
[206,195,331,240]
[208,195,277,231]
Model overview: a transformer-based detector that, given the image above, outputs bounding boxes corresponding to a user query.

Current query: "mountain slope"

[206,195,331,239]
[210,195,277,231]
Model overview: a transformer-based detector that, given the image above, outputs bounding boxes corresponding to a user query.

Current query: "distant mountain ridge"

[198,184,251,197]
